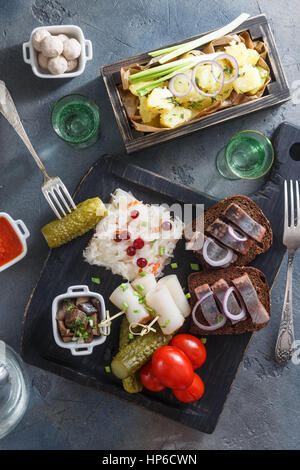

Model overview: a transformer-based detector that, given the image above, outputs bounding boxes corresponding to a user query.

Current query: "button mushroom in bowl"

[22,25,93,78]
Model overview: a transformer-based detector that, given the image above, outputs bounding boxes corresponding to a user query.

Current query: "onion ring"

[228,225,248,242]
[212,53,239,84]
[222,287,246,322]
[168,73,193,97]
[191,60,224,97]
[202,237,234,267]
[191,295,227,331]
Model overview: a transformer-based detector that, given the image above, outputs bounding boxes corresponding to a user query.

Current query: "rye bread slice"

[188,266,270,336]
[185,195,272,270]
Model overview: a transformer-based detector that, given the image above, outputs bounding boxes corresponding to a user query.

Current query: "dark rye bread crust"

[188,266,271,336]
[187,195,272,270]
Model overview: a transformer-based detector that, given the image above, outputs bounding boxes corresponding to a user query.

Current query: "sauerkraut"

[83,188,184,281]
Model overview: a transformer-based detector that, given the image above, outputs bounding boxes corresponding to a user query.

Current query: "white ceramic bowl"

[52,285,107,356]
[22,25,93,78]
[0,213,30,273]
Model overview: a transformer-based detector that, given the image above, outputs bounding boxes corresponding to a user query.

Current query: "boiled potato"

[146,86,175,112]
[246,48,260,65]
[169,73,193,95]
[160,106,193,128]
[215,82,234,101]
[257,65,269,80]
[138,96,160,123]
[246,66,269,95]
[194,64,218,91]
[224,43,259,67]
[233,64,264,94]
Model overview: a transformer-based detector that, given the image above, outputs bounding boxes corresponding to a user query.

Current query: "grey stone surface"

[0,0,299,450]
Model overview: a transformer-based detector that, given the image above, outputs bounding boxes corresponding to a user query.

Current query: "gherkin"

[41,197,107,248]
[111,328,172,380]
[119,317,143,394]
[122,374,143,394]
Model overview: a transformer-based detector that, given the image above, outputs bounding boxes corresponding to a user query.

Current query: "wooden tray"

[101,14,290,154]
[21,123,299,433]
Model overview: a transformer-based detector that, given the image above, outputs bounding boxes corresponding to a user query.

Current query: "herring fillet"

[232,274,269,325]
[211,279,245,324]
[206,218,253,254]
[223,203,266,242]
[194,284,221,326]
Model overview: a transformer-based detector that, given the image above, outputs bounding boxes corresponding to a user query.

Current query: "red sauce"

[0,217,23,267]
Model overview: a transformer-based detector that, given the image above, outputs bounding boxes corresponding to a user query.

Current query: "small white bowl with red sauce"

[0,213,30,273]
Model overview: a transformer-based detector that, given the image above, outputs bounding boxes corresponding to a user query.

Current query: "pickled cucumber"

[119,317,143,393]
[119,317,131,350]
[122,373,143,394]
[111,328,172,380]
[41,197,107,248]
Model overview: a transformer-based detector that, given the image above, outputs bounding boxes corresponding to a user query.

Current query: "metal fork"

[275,180,299,365]
[0,81,76,219]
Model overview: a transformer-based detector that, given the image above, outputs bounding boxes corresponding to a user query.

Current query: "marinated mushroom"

[56,296,102,344]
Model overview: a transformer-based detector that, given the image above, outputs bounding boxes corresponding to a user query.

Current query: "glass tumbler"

[0,341,30,439]
[51,94,100,148]
[216,130,274,180]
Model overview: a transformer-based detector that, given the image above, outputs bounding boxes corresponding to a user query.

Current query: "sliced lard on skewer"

[131,273,157,295]
[206,218,253,254]
[194,284,222,326]
[109,284,151,325]
[211,278,246,324]
[146,286,184,335]
[231,274,269,325]
[223,203,266,243]
[156,274,191,317]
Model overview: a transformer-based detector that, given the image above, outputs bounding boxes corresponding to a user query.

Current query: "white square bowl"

[52,285,107,356]
[22,25,93,78]
[0,213,30,273]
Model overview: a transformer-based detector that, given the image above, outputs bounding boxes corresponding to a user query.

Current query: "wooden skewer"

[140,315,160,336]
[129,320,157,336]
[99,310,112,336]
[98,310,125,328]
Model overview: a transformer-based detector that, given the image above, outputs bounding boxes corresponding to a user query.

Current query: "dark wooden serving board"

[21,122,300,434]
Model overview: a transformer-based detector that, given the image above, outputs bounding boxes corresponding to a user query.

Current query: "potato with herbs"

[121,32,270,131]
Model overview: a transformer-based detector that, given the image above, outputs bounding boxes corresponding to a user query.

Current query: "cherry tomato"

[152,346,194,390]
[170,334,207,370]
[140,360,166,392]
[172,373,205,403]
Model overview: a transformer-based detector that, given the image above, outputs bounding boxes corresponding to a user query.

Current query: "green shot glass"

[216,130,274,180]
[51,94,100,148]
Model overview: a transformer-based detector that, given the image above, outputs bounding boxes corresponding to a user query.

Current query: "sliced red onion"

[202,237,234,267]
[191,60,224,97]
[212,53,239,84]
[192,296,227,331]
[228,225,248,242]
[168,73,193,97]
[222,287,246,322]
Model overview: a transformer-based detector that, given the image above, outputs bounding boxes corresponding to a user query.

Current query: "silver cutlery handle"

[0,81,50,180]
[275,250,295,364]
